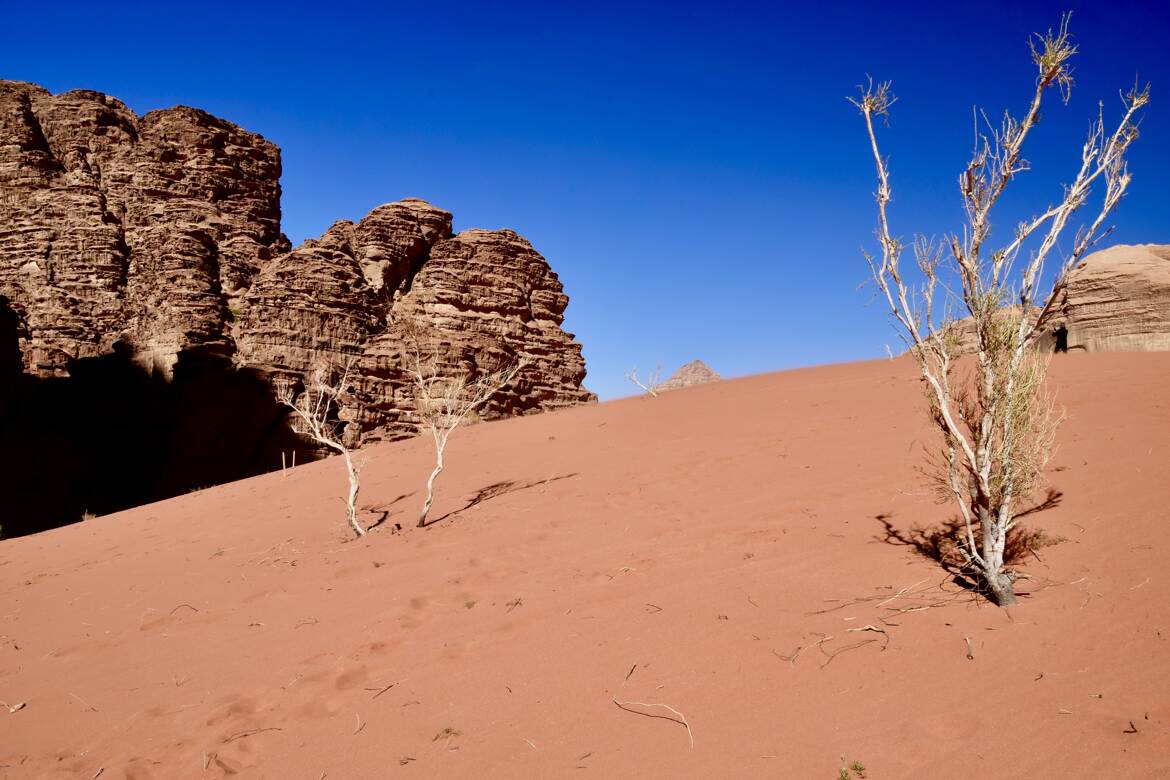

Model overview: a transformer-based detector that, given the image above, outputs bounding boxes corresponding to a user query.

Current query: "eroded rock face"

[944,245,1169,356]
[0,81,287,377]
[1051,244,1170,352]
[2,81,593,459]
[238,210,593,442]
[656,360,721,392]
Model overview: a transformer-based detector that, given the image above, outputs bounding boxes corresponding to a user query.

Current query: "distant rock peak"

[656,360,721,392]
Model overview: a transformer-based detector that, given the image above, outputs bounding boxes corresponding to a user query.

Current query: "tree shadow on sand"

[422,473,580,527]
[361,492,417,533]
[874,488,1066,595]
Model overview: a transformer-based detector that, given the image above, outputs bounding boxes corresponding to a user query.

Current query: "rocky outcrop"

[0,81,593,533]
[0,81,287,377]
[1049,244,1170,352]
[1,81,592,433]
[940,245,1169,356]
[237,203,593,441]
[656,360,721,392]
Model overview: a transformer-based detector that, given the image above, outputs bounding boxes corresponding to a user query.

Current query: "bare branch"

[405,330,525,527]
[275,361,366,537]
[625,365,661,397]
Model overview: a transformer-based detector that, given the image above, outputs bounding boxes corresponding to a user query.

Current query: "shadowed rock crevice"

[0,349,307,538]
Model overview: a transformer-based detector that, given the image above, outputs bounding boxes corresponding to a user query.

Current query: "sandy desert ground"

[2,353,1168,778]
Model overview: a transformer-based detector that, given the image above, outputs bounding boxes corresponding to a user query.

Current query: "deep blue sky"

[6,1,1169,398]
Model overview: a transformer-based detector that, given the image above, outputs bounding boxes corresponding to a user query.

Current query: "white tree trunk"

[417,442,445,527]
[342,449,365,537]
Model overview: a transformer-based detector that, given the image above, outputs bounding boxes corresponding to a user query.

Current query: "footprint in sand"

[295,696,344,719]
[205,696,258,727]
[334,664,369,690]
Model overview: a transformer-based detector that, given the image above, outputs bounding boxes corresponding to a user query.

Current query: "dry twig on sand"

[223,727,282,744]
[819,638,881,668]
[612,697,694,748]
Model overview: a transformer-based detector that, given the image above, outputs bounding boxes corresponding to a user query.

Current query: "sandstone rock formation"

[0,81,593,533]
[237,202,593,441]
[656,359,721,392]
[940,244,1169,356]
[1049,244,1170,352]
[1,81,591,430]
[0,80,287,377]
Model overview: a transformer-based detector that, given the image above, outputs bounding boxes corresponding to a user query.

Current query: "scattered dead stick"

[846,624,889,649]
[70,693,98,712]
[368,682,398,699]
[169,603,199,615]
[964,636,974,660]
[876,578,929,607]
[223,727,282,744]
[625,664,638,681]
[773,646,804,664]
[611,698,694,748]
[808,596,883,615]
[884,603,943,615]
[353,714,365,735]
[775,633,834,665]
[818,638,879,668]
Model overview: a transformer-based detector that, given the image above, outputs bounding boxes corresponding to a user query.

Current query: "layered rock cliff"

[0,81,592,534]
[1,81,591,427]
[0,81,287,377]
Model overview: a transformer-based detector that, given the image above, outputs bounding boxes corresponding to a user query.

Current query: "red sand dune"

[2,353,1168,778]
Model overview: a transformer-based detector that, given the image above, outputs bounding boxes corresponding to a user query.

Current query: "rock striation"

[656,359,721,392]
[237,202,593,441]
[1,81,592,437]
[0,81,287,377]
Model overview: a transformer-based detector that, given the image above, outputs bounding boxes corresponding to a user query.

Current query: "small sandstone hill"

[1050,244,1170,352]
[944,244,1169,355]
[656,359,721,392]
[0,81,592,533]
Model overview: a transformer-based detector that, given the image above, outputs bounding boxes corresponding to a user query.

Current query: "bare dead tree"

[274,363,367,538]
[625,365,661,397]
[409,352,524,528]
[850,15,1148,605]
